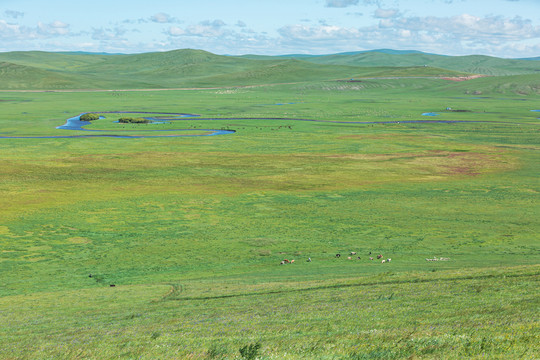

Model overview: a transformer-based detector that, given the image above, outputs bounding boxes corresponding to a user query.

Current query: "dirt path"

[0,82,303,93]
[0,75,484,93]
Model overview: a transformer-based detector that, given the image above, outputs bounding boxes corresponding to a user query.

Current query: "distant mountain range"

[0,49,538,90]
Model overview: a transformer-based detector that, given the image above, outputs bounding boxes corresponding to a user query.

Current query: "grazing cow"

[350,251,357,255]
[377,254,383,259]
[336,254,341,258]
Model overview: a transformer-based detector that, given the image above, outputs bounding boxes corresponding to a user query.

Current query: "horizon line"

[1,48,538,60]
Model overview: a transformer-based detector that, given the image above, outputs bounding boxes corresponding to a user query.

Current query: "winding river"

[0,110,528,139]
[0,112,235,139]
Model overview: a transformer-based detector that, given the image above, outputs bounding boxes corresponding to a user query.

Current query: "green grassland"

[0,49,480,90]
[0,50,539,359]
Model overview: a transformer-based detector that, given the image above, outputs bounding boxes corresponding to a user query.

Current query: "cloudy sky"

[1,0,539,58]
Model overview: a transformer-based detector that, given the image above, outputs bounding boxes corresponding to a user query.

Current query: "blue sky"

[1,0,539,57]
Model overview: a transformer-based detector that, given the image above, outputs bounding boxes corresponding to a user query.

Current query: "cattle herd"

[279,252,392,265]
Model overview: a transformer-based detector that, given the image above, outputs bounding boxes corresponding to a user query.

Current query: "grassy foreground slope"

[0,55,539,359]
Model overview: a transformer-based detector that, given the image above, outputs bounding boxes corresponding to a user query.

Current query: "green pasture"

[0,73,538,359]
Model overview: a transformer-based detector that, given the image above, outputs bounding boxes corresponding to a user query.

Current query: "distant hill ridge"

[240,50,540,76]
[0,48,538,90]
[240,49,436,59]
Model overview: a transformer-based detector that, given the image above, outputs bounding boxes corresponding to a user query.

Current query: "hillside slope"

[246,51,540,76]
[1,48,534,90]
[0,62,82,89]
[0,51,109,71]
[302,52,540,76]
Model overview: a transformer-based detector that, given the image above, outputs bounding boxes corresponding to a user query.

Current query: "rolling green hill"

[0,49,477,90]
[244,51,540,76]
[0,61,82,89]
[308,53,540,76]
[0,51,109,71]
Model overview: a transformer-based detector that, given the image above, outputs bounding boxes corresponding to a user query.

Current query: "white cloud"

[325,0,359,8]
[0,19,72,40]
[124,13,180,25]
[374,8,399,19]
[167,19,227,38]
[382,14,540,43]
[150,13,177,24]
[278,24,360,41]
[164,25,275,55]
[1,3,538,59]
[201,19,226,28]
[399,29,411,38]
[4,10,24,19]
[0,20,24,40]
[91,27,126,41]
[38,21,70,36]
[273,11,540,57]
[167,26,185,36]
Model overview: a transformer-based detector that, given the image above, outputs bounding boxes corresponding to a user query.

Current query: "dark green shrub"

[80,113,100,121]
[131,117,150,123]
[118,117,150,124]
[239,342,261,360]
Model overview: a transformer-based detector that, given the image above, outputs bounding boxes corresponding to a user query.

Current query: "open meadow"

[0,51,539,359]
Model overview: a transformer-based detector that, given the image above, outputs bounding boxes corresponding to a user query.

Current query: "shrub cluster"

[239,342,261,360]
[80,113,100,121]
[118,117,150,124]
